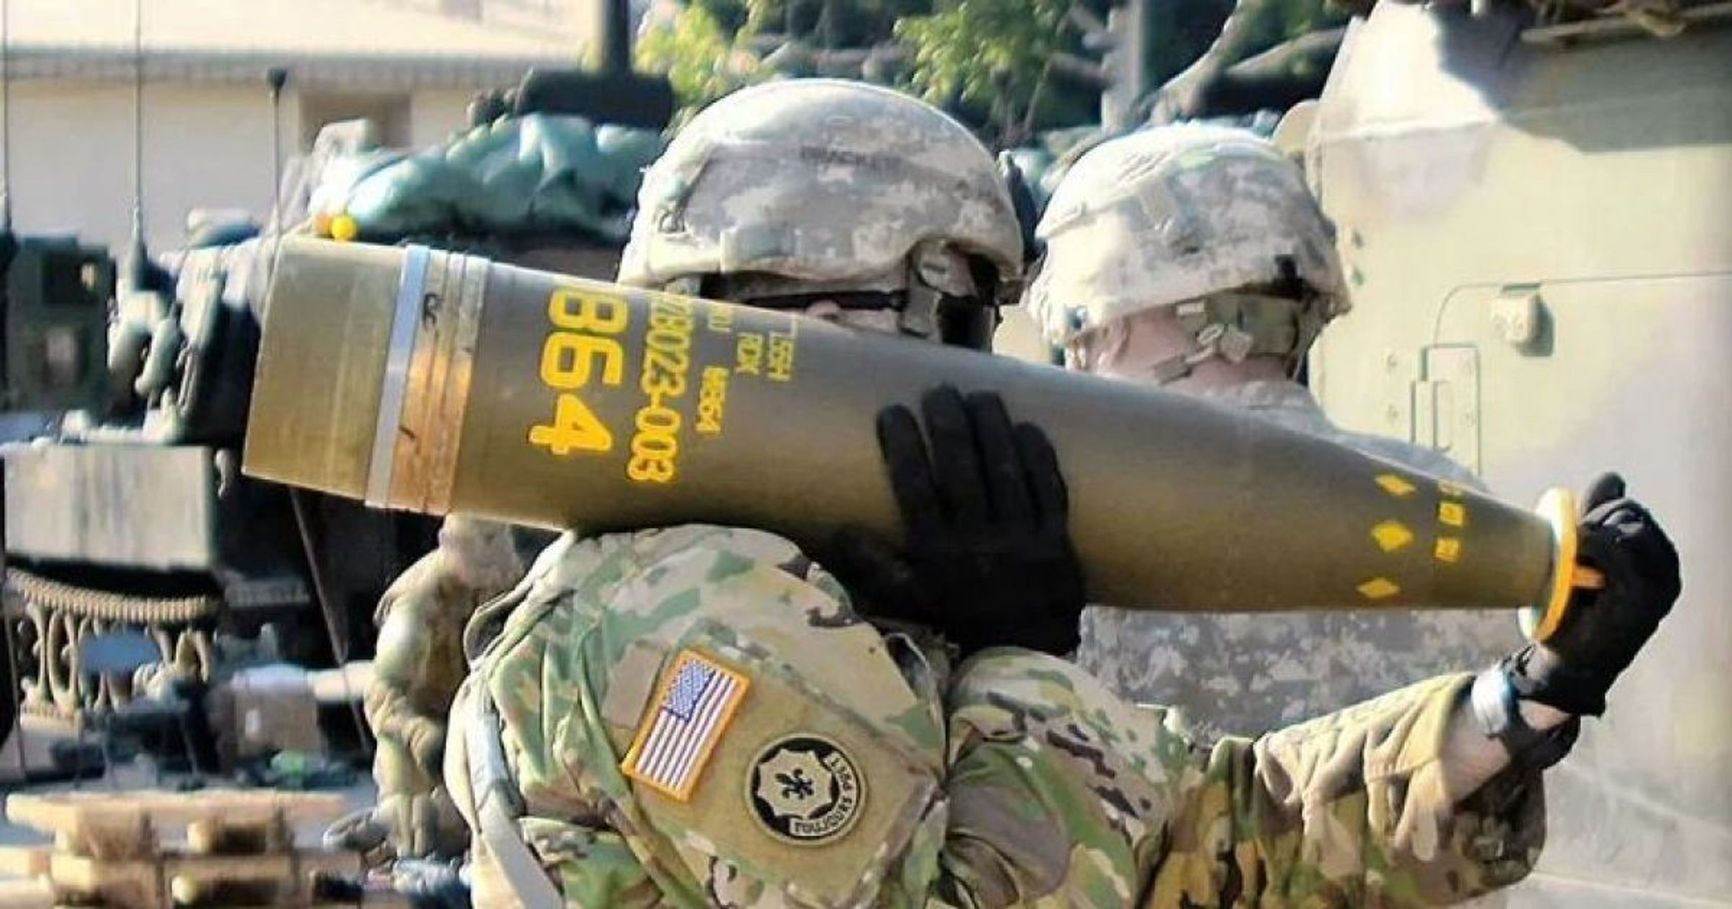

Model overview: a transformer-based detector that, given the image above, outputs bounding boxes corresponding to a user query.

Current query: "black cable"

[288,489,373,755]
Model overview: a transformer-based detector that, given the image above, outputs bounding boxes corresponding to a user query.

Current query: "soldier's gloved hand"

[834,385,1085,657]
[393,858,471,909]
[404,722,446,777]
[1513,473,1682,716]
[325,807,393,869]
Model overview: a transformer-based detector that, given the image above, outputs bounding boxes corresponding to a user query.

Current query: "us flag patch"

[620,649,751,801]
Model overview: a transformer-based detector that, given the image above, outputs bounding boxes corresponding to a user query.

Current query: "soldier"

[331,516,525,864]
[1025,123,1525,740]
[440,81,1679,908]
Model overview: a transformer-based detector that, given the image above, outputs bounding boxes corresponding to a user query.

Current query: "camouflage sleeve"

[363,676,442,766]
[369,588,450,767]
[1148,672,1547,907]
[942,652,1542,908]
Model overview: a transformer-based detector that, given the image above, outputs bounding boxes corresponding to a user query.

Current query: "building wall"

[411,90,478,147]
[7,79,476,253]
[375,0,586,37]
[11,81,269,251]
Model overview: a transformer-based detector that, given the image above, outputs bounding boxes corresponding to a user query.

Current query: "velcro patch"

[748,734,865,845]
[621,649,751,801]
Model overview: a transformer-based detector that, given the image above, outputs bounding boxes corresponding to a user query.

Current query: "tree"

[636,0,1102,147]
[634,1,773,125]
[1144,0,1349,123]
[896,0,1084,147]
[634,0,1351,146]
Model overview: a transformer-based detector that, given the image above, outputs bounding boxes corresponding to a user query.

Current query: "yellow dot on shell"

[1375,473,1417,498]
[1357,578,1401,601]
[1439,501,1467,528]
[1370,520,1415,553]
[1435,537,1462,564]
[330,214,359,242]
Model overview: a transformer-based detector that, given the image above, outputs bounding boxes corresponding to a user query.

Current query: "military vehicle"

[0,236,113,418]
[0,0,670,778]
[1304,4,1732,904]
[0,232,439,773]
[0,7,390,774]
[0,233,116,746]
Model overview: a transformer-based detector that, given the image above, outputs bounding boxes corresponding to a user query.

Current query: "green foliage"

[635,4,771,120]
[895,0,1080,146]
[1249,0,1350,48]
[634,0,1345,147]
[695,0,754,34]
[1145,0,1236,85]
[826,0,934,48]
[637,0,1096,145]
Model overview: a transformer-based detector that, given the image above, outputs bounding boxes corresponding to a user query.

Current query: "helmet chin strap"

[1079,293,1310,386]
[1139,317,1260,385]
[659,274,947,343]
[900,240,984,342]
[657,241,998,347]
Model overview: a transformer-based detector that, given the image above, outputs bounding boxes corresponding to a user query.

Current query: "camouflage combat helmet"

[1025,124,1347,374]
[618,79,1023,348]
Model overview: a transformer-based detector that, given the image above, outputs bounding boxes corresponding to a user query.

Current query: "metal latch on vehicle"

[1412,344,1481,474]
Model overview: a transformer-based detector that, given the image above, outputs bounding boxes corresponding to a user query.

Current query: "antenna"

[261,67,288,300]
[130,0,144,244]
[267,68,287,241]
[2,0,13,232]
[122,0,147,290]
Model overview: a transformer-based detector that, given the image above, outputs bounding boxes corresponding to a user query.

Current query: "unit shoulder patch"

[620,649,751,801]
[746,734,866,845]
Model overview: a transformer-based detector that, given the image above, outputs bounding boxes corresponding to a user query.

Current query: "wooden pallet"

[0,790,364,909]
[0,880,51,909]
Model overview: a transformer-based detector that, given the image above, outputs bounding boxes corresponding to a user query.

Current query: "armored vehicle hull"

[1308,5,1732,904]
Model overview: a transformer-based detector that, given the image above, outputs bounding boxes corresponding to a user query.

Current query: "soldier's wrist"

[1516,698,1570,730]
[1471,660,1581,770]
[1509,642,1611,716]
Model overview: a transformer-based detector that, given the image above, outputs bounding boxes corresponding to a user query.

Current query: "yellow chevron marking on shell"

[1435,537,1462,564]
[1375,474,1417,498]
[1357,578,1401,601]
[1438,502,1466,528]
[1371,520,1415,553]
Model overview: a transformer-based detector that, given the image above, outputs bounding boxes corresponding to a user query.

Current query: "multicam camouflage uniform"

[356,517,525,860]
[444,525,1542,908]
[436,83,1558,900]
[436,88,1543,907]
[1024,127,1523,740]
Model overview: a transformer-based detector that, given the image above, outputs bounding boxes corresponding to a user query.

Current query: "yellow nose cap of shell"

[1522,487,1587,642]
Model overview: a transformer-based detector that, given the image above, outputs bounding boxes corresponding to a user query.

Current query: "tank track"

[5,568,221,624]
[3,568,220,722]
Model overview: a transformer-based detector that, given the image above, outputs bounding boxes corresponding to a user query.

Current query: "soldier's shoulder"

[525,524,819,600]
[375,549,450,618]
[554,523,808,570]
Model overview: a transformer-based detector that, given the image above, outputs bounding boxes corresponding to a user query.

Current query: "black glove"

[392,859,471,909]
[825,385,1086,657]
[1510,473,1682,716]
